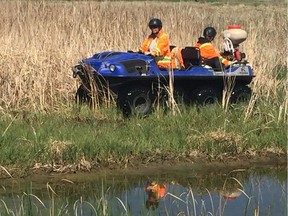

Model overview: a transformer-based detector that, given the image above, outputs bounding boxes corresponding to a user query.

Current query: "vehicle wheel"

[117,86,153,117]
[173,87,190,105]
[230,85,252,104]
[192,87,220,105]
[75,84,91,104]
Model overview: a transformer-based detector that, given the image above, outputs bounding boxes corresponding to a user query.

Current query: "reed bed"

[0,0,286,120]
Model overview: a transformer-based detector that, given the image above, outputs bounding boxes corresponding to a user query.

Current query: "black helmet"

[203,27,217,38]
[148,18,162,29]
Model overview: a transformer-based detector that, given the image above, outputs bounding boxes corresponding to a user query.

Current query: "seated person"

[137,18,171,68]
[195,27,233,70]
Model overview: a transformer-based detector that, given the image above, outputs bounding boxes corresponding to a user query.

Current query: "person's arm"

[220,56,233,66]
[138,37,150,53]
[199,43,220,59]
[200,43,233,67]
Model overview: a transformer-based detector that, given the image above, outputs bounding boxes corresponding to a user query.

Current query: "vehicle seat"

[181,47,201,69]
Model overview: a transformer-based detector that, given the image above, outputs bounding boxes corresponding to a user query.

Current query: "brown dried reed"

[0,1,286,121]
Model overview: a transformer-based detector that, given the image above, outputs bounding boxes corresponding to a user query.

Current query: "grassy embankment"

[0,1,286,173]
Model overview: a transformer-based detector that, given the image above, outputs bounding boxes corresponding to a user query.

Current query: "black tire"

[192,87,220,105]
[75,84,91,104]
[230,85,252,104]
[117,86,153,117]
[173,87,190,105]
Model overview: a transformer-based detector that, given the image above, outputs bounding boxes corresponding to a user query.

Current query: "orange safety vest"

[139,29,171,68]
[195,41,230,66]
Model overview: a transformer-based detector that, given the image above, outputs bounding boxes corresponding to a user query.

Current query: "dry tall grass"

[0,1,286,120]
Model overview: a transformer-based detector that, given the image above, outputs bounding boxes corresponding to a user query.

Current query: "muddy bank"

[0,150,286,180]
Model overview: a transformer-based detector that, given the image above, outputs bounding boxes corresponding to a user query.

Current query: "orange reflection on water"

[145,181,167,210]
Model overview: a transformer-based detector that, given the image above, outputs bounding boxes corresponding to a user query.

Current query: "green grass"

[0,100,286,169]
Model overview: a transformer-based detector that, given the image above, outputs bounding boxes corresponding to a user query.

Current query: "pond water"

[0,164,286,215]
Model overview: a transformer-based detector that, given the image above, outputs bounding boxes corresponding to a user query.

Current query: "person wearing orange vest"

[195,27,233,70]
[138,18,171,69]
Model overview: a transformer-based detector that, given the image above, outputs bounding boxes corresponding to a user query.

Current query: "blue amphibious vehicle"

[72,47,254,117]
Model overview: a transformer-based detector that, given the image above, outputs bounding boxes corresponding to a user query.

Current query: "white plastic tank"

[222,25,247,45]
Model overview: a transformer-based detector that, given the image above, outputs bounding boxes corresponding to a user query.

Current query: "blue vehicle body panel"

[81,51,253,79]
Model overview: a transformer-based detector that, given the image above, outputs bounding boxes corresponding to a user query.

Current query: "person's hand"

[225,60,238,69]
[227,60,237,66]
[144,52,153,56]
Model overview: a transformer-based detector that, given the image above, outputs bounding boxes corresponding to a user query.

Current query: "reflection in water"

[0,166,286,215]
[220,189,242,200]
[220,170,243,201]
[145,181,167,210]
